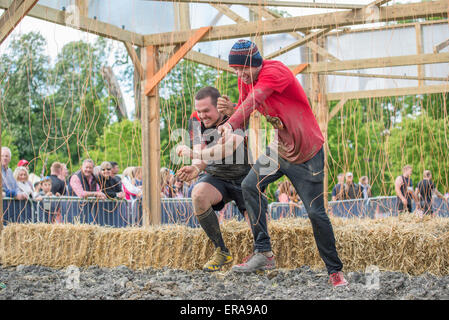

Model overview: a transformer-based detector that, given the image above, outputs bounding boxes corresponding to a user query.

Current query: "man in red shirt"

[218,39,347,287]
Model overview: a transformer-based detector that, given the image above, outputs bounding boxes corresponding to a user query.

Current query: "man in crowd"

[395,165,419,213]
[1,147,27,200]
[415,170,447,215]
[216,39,347,286]
[110,161,121,182]
[343,172,362,200]
[68,159,106,199]
[331,173,345,201]
[176,86,251,272]
[49,162,67,196]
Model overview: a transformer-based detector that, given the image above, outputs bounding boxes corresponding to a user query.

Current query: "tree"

[47,38,115,167]
[89,119,142,170]
[0,32,50,168]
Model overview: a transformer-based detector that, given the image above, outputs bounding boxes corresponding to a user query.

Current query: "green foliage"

[89,119,142,170]
[1,32,119,172]
[326,94,449,198]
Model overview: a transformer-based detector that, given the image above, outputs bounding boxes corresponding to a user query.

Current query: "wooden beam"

[0,0,39,45]
[75,0,88,17]
[141,45,161,226]
[328,98,348,120]
[144,26,211,96]
[434,38,449,53]
[327,18,448,37]
[256,7,339,62]
[211,4,338,62]
[210,4,246,24]
[368,0,393,7]
[143,0,449,46]
[149,0,364,10]
[248,9,263,161]
[327,84,449,101]
[0,0,144,46]
[293,52,449,74]
[292,63,309,75]
[174,2,191,31]
[265,28,331,59]
[415,23,424,86]
[159,45,233,72]
[323,71,448,82]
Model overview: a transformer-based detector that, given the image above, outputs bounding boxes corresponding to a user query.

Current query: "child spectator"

[122,167,142,200]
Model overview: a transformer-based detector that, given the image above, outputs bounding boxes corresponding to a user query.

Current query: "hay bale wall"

[1,214,448,275]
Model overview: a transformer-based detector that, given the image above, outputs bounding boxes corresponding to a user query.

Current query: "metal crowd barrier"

[2,196,449,228]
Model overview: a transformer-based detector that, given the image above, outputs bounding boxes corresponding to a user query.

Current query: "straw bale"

[0,214,448,275]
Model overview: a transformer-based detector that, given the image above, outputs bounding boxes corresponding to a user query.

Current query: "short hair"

[13,166,28,181]
[195,87,221,107]
[110,161,118,168]
[402,165,412,172]
[423,170,432,178]
[337,173,344,178]
[51,162,63,173]
[82,159,94,166]
[1,147,11,157]
[100,161,112,170]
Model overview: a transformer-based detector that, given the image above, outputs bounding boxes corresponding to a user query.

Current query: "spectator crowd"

[2,146,448,216]
[1,146,197,203]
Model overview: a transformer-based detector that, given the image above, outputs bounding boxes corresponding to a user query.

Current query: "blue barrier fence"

[2,196,448,228]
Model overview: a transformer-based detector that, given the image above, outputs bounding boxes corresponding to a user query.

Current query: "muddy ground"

[0,264,448,300]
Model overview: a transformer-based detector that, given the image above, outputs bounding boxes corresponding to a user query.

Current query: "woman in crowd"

[13,166,41,200]
[359,176,372,199]
[122,166,142,200]
[134,166,143,187]
[277,181,290,203]
[97,161,125,199]
[160,167,171,198]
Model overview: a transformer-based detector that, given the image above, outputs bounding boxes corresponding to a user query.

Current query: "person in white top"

[13,166,41,200]
[121,167,142,200]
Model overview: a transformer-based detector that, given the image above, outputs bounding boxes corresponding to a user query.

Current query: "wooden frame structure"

[0,0,448,228]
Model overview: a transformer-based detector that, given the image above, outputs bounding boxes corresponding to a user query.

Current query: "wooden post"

[75,0,89,17]
[141,45,161,226]
[249,9,263,161]
[415,23,424,86]
[310,38,330,211]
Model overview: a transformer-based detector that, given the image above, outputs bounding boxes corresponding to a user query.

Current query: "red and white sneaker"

[329,271,349,287]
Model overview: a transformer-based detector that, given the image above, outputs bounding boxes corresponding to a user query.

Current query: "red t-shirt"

[227,60,324,164]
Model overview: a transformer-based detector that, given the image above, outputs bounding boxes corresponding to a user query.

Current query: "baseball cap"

[17,159,29,167]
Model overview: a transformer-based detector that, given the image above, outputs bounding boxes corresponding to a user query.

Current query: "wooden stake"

[141,45,161,226]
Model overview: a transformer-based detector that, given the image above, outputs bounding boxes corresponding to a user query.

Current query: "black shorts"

[197,173,247,215]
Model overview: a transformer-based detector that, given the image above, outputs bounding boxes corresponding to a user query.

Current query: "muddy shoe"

[203,247,233,272]
[231,252,275,273]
